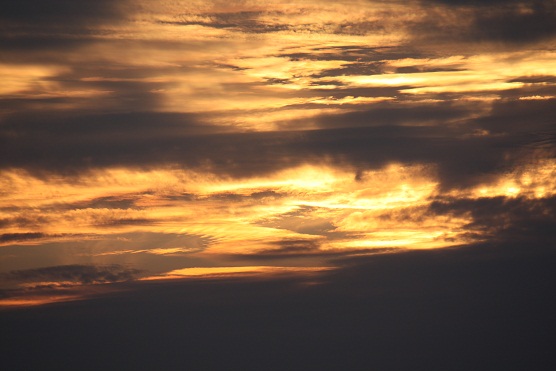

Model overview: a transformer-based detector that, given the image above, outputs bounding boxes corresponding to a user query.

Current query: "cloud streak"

[4,264,142,286]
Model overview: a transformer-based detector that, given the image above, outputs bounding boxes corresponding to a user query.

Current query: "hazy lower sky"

[1,1,556,368]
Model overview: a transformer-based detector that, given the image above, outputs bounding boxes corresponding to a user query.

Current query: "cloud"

[429,195,556,243]
[3,1,554,186]
[310,101,472,129]
[0,110,226,174]
[236,241,394,261]
[0,0,127,29]
[159,4,396,37]
[1,2,555,366]
[0,0,130,55]
[471,3,556,43]
[1,100,552,191]
[0,263,144,307]
[474,98,556,134]
[423,0,536,5]
[0,232,91,247]
[0,232,47,244]
[2,238,556,369]
[255,239,322,255]
[160,11,289,34]
[415,0,556,44]
[4,264,143,286]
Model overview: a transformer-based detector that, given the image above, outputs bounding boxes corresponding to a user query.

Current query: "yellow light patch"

[142,265,333,280]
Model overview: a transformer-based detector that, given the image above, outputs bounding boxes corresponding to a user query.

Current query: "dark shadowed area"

[2,241,556,370]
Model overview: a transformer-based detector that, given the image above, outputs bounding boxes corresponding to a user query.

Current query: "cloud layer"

[1,0,555,307]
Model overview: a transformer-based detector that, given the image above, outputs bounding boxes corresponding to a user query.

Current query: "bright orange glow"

[451,158,556,199]
[0,65,69,96]
[141,266,333,280]
[2,158,553,255]
[0,295,83,308]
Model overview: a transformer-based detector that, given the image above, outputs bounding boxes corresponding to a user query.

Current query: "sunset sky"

[2,1,556,369]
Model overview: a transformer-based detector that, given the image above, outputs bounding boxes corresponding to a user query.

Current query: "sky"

[1,0,556,369]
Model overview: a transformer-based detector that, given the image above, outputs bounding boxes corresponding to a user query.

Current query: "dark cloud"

[0,232,47,244]
[331,21,386,36]
[310,101,472,128]
[0,214,50,229]
[97,218,156,228]
[3,264,142,285]
[164,10,388,36]
[471,2,556,43]
[429,195,556,243]
[0,0,126,27]
[70,195,142,210]
[3,95,553,191]
[259,239,322,255]
[0,3,140,69]
[415,0,556,44]
[200,190,285,204]
[475,98,556,134]
[294,125,526,190]
[0,110,226,175]
[0,232,87,246]
[497,87,556,105]
[310,62,385,78]
[281,45,426,63]
[509,75,556,84]
[424,0,537,5]
[528,131,556,151]
[162,11,289,34]
[0,35,99,55]
[0,62,180,121]
[0,232,96,249]
[395,66,463,74]
[2,240,555,369]
[0,0,129,54]
[238,242,394,261]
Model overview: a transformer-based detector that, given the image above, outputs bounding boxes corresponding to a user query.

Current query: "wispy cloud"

[4,264,142,285]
